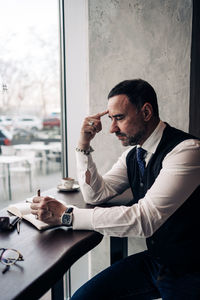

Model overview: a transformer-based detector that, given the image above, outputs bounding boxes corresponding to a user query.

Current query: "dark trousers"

[71,250,200,300]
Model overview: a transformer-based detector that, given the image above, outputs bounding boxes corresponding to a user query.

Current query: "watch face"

[62,213,72,226]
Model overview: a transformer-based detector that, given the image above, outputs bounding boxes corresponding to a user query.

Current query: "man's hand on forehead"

[86,110,108,132]
[78,110,108,148]
[90,110,109,119]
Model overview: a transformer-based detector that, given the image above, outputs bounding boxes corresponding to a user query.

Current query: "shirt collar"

[141,120,166,154]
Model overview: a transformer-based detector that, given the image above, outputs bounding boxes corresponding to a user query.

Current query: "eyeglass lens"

[1,249,19,265]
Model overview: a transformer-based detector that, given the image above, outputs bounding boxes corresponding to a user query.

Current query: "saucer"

[57,183,80,192]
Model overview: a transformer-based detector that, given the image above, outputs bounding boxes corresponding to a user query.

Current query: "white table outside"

[14,143,61,173]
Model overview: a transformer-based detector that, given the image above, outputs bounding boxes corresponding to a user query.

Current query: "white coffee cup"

[61,177,75,189]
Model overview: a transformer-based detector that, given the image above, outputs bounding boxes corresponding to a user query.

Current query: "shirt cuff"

[72,207,94,230]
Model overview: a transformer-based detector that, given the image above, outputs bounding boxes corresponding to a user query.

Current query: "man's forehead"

[107,94,131,113]
[108,94,128,102]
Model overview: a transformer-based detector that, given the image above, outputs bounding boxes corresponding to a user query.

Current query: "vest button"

[140,182,144,187]
[150,240,155,245]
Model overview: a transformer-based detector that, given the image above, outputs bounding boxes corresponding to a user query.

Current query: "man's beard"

[116,130,145,146]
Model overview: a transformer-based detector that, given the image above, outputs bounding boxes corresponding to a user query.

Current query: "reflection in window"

[0,0,61,205]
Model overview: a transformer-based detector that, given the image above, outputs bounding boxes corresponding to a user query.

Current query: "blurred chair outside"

[46,142,61,173]
[0,163,7,196]
[1,145,15,156]
[0,147,35,200]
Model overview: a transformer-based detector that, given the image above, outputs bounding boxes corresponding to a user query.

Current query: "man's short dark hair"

[108,79,159,117]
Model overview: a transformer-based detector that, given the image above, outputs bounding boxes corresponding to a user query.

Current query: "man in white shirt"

[31,79,200,299]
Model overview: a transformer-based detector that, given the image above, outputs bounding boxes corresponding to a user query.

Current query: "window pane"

[0,0,61,205]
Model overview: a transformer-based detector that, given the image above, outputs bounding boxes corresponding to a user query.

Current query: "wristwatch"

[61,207,74,227]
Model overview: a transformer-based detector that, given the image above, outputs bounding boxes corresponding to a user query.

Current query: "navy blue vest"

[126,124,200,273]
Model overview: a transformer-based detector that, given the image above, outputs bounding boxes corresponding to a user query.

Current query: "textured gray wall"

[89,0,192,174]
[87,0,192,276]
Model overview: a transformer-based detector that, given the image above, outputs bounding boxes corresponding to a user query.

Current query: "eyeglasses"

[0,248,24,274]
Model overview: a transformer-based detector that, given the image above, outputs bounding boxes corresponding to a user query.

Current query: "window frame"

[59,0,68,178]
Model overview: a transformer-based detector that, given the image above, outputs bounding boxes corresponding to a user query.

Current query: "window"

[0,0,61,204]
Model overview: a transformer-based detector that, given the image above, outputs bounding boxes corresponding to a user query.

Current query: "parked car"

[12,128,35,145]
[43,117,60,129]
[0,126,12,146]
[13,116,43,131]
[0,116,13,130]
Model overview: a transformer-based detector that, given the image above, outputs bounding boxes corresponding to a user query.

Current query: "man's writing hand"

[78,110,108,149]
[30,196,66,225]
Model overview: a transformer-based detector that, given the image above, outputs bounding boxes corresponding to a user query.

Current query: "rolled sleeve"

[76,147,131,205]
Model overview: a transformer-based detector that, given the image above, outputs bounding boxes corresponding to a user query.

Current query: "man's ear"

[141,103,153,121]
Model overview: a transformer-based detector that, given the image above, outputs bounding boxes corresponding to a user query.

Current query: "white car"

[13,116,43,131]
[0,116,14,130]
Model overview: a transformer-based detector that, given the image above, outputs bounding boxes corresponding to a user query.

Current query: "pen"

[26,189,41,203]
[17,218,21,234]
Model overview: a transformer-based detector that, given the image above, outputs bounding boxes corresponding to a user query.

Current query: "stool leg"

[65,269,72,300]
[28,163,32,192]
[51,277,64,300]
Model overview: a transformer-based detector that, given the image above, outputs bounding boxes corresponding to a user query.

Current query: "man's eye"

[115,116,124,121]
[109,116,124,121]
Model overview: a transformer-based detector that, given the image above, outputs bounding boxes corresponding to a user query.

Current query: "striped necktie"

[136,147,146,177]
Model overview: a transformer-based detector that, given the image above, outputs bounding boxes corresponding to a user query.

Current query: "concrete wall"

[65,0,192,285]
[64,0,90,293]
[89,0,192,174]
[65,0,89,180]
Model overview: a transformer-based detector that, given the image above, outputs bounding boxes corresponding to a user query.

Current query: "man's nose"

[110,120,119,133]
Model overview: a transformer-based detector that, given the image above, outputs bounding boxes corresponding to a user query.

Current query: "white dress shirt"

[72,121,200,237]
